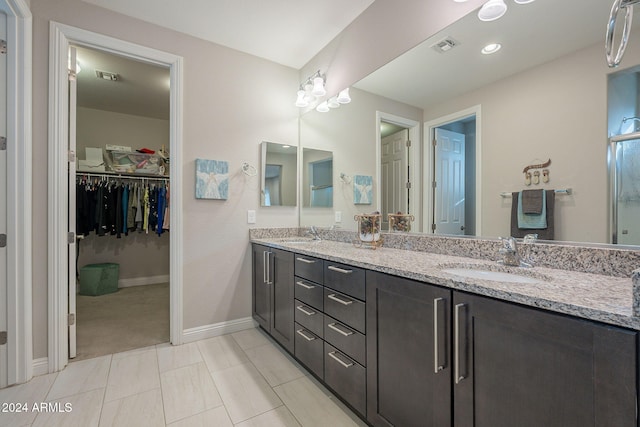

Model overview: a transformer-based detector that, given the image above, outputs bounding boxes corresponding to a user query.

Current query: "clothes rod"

[500,188,572,198]
[76,171,169,181]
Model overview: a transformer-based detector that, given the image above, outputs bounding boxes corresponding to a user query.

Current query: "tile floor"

[0,328,367,427]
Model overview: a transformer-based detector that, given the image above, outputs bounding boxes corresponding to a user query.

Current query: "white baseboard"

[118,275,170,288]
[32,357,49,377]
[182,317,258,344]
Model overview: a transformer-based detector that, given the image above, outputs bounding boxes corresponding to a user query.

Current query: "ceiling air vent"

[431,37,459,54]
[95,70,119,81]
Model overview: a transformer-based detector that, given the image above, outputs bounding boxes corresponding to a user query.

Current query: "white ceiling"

[80,0,375,69]
[355,0,619,110]
[75,46,170,119]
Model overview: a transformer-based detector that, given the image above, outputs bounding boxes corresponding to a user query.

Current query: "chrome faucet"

[306,226,321,240]
[498,236,533,268]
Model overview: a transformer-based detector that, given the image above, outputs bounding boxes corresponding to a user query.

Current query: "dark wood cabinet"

[252,244,294,353]
[366,271,452,427]
[453,291,638,427]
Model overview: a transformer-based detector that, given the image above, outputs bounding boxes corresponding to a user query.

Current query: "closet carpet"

[74,282,170,362]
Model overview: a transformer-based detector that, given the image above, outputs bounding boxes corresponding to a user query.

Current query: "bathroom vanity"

[251,232,639,427]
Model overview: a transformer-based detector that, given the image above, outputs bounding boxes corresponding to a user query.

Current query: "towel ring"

[241,162,257,177]
[606,0,637,68]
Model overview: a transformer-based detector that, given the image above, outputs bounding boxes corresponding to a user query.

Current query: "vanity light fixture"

[328,97,340,108]
[478,0,508,21]
[295,70,326,107]
[481,43,502,54]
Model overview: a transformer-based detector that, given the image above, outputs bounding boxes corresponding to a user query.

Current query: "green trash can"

[79,263,120,296]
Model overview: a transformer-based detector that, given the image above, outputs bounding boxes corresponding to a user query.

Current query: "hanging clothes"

[157,186,166,236]
[163,185,170,231]
[143,185,150,234]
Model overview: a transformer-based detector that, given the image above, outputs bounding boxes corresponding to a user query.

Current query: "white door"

[68,46,77,359]
[434,128,465,235]
[381,129,408,229]
[0,12,8,388]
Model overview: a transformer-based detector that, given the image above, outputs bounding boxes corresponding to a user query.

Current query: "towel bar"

[500,188,572,198]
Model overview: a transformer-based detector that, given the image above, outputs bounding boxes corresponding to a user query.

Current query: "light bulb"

[478,0,507,22]
[311,76,326,97]
[336,88,351,104]
[316,101,329,113]
[514,0,534,3]
[481,43,502,54]
[295,89,308,107]
[328,97,340,108]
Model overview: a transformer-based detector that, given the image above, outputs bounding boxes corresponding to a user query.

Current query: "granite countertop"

[252,237,638,331]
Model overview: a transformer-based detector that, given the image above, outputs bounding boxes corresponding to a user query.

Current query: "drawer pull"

[296,329,316,341]
[328,351,354,368]
[327,322,354,337]
[296,305,316,316]
[434,297,445,374]
[296,257,316,264]
[328,293,353,306]
[327,265,353,274]
[296,281,316,290]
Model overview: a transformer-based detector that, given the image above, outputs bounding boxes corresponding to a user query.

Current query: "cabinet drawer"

[295,255,323,283]
[324,261,365,300]
[294,300,324,338]
[324,316,366,366]
[324,288,365,334]
[324,343,366,416]
[294,277,323,310]
[294,324,324,379]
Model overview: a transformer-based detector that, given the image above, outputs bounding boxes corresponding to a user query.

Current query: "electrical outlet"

[335,211,342,223]
[247,210,256,224]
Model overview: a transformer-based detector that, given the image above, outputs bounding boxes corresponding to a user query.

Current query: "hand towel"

[521,189,544,214]
[517,190,546,229]
[511,190,555,240]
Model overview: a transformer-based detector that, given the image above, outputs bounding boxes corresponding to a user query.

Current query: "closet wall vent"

[95,70,119,81]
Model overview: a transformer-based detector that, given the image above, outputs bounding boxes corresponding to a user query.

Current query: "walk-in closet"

[72,45,171,361]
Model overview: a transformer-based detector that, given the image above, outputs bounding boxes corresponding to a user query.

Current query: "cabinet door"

[366,271,452,427]
[453,291,637,427]
[270,248,295,353]
[252,244,270,332]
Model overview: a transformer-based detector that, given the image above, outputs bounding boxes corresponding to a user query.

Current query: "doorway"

[72,45,171,361]
[48,22,184,373]
[424,105,481,236]
[376,112,421,231]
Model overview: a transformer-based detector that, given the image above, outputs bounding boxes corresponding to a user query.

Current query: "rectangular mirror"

[260,141,297,207]
[302,148,333,208]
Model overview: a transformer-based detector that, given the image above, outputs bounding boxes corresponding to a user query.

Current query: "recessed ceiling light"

[478,0,508,22]
[282,145,291,149]
[481,43,502,54]
[514,0,535,3]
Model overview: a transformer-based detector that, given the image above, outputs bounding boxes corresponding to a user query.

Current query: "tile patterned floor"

[0,328,367,427]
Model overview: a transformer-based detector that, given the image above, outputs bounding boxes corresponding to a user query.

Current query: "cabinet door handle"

[327,265,353,274]
[327,293,353,306]
[296,257,316,264]
[266,252,273,285]
[328,322,354,337]
[296,305,316,316]
[328,351,354,368]
[434,297,445,373]
[296,281,315,290]
[262,251,268,284]
[296,329,316,341]
[454,303,467,384]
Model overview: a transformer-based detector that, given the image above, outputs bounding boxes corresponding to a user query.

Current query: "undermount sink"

[440,263,551,284]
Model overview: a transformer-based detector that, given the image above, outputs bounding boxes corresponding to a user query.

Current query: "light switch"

[247,210,256,224]
[335,211,342,223]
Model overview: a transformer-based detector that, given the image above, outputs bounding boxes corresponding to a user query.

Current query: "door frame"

[375,112,421,230]
[1,0,31,386]
[48,22,184,372]
[423,105,482,236]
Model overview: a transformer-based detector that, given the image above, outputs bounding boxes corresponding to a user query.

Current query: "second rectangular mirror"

[302,148,333,208]
[261,141,297,207]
